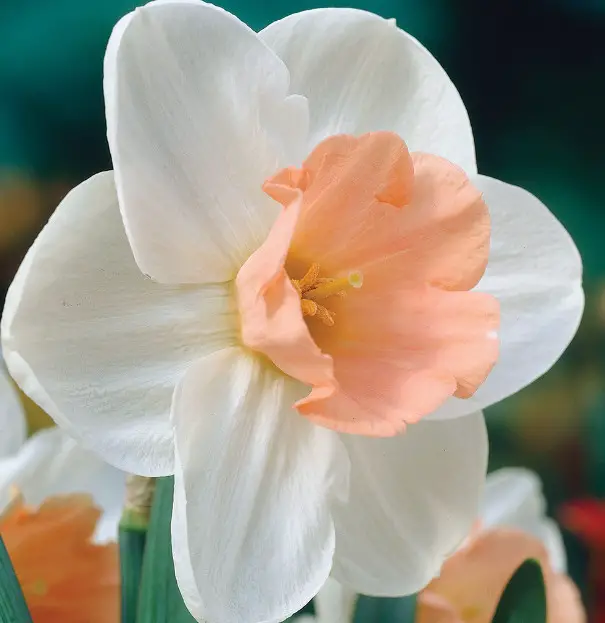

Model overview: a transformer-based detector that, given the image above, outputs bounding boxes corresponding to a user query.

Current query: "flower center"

[291,262,363,326]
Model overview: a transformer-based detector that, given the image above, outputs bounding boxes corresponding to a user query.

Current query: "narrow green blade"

[353,594,417,623]
[119,523,147,623]
[136,477,196,623]
[492,559,547,623]
[0,535,33,623]
[120,475,156,623]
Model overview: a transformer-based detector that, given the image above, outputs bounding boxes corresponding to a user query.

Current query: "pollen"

[291,263,363,326]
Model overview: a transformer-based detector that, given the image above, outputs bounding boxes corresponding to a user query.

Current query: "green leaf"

[136,477,196,623]
[120,476,155,623]
[119,522,147,623]
[353,594,417,623]
[0,534,33,623]
[492,559,547,623]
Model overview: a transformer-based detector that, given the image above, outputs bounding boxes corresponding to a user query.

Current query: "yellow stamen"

[292,263,362,326]
[295,263,321,293]
[300,299,318,317]
[306,271,363,301]
[315,306,335,326]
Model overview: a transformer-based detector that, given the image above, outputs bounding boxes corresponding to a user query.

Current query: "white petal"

[260,9,476,173]
[481,468,567,573]
[1,172,237,476]
[0,427,126,542]
[170,347,348,623]
[0,361,26,457]
[105,0,308,284]
[314,578,357,623]
[331,412,487,596]
[171,460,205,618]
[481,468,545,529]
[431,176,584,419]
[533,518,567,574]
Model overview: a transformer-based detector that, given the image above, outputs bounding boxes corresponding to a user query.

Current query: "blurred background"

[1,0,604,619]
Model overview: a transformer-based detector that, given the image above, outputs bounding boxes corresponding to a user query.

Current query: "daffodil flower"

[0,363,125,621]
[1,496,120,623]
[307,470,586,623]
[415,468,586,623]
[1,362,125,542]
[1,2,583,622]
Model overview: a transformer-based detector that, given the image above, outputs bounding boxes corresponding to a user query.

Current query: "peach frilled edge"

[0,494,119,623]
[236,131,499,435]
[416,528,586,623]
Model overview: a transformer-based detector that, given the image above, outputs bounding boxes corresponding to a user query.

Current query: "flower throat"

[291,262,363,326]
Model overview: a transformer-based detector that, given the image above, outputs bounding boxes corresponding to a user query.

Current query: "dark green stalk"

[119,522,147,623]
[353,594,416,623]
[136,477,196,623]
[0,534,33,623]
[492,558,547,623]
[120,476,156,623]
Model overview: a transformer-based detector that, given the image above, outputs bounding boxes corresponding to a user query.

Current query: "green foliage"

[119,521,147,623]
[0,535,32,623]
[353,594,417,623]
[492,559,547,623]
[136,477,196,623]
[124,481,548,623]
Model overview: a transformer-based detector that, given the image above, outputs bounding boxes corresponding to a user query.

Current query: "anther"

[292,263,321,294]
[301,299,318,317]
[292,263,362,326]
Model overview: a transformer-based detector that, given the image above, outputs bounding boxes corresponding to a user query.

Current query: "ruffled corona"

[237,131,500,435]
[0,494,119,623]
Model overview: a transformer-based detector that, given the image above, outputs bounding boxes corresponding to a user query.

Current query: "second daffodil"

[1,2,583,623]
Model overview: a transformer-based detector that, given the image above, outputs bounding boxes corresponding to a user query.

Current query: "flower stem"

[136,477,196,623]
[120,475,156,623]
